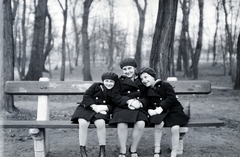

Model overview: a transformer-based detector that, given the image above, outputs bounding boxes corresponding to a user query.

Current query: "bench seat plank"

[5,80,211,95]
[0,119,224,128]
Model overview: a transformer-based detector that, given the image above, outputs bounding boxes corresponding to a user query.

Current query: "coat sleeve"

[81,83,98,107]
[159,82,179,110]
[111,79,130,108]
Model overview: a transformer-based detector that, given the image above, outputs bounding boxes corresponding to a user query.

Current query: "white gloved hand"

[148,109,157,116]
[127,99,135,110]
[155,107,163,114]
[94,105,108,113]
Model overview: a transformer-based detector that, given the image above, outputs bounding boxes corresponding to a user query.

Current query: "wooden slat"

[4,80,211,95]
[0,119,224,128]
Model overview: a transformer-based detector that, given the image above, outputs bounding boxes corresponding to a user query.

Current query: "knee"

[118,123,128,131]
[171,125,180,134]
[155,122,164,131]
[78,118,89,128]
[95,119,106,129]
[134,121,145,130]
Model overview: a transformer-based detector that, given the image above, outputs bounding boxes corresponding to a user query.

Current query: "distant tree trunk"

[150,0,178,80]
[222,0,234,76]
[178,0,191,77]
[0,0,4,110]
[70,0,81,66]
[25,0,47,80]
[191,0,203,80]
[234,33,240,90]
[134,0,147,70]
[108,0,114,71]
[21,0,27,80]
[42,10,53,73]
[212,1,220,66]
[82,0,93,81]
[58,0,68,81]
[3,0,18,112]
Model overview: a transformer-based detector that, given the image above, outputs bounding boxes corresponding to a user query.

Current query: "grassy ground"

[1,61,240,157]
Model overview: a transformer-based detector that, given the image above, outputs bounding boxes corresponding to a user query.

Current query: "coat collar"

[120,75,139,88]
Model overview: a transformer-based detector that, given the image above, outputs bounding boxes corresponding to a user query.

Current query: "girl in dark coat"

[109,58,149,157]
[71,72,118,157]
[139,67,189,157]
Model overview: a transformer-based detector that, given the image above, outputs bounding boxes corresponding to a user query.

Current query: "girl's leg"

[130,121,145,153]
[94,119,106,157]
[117,123,128,155]
[171,125,180,157]
[154,122,164,157]
[94,119,106,145]
[78,118,90,157]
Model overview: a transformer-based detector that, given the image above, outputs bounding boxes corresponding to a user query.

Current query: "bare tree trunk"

[212,1,220,66]
[107,0,114,71]
[25,0,47,80]
[134,0,147,70]
[234,33,240,90]
[70,0,81,67]
[150,0,178,80]
[58,0,68,81]
[82,0,93,81]
[178,0,191,77]
[222,0,234,76]
[192,0,203,80]
[3,0,18,112]
[0,0,4,111]
[43,10,53,73]
[21,0,27,79]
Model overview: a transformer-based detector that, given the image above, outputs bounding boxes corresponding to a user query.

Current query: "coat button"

[137,97,139,99]
[137,89,140,92]
[128,91,130,93]
[154,103,157,105]
[158,85,161,87]
[160,98,162,100]
[103,100,106,103]
[96,97,98,99]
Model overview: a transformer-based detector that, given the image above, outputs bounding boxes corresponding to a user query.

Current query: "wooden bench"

[0,77,224,157]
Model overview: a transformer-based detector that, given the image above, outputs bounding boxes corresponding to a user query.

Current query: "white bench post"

[167,77,189,155]
[29,77,50,157]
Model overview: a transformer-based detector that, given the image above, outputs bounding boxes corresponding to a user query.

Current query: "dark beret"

[101,72,118,81]
[119,58,137,69]
[139,67,156,79]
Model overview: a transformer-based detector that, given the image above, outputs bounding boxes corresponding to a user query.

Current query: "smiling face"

[122,66,136,78]
[140,72,155,87]
[103,79,115,89]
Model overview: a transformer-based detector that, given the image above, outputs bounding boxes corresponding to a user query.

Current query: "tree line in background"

[1,0,240,112]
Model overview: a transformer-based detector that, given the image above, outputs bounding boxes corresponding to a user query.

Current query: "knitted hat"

[101,72,118,81]
[119,58,137,69]
[139,67,156,79]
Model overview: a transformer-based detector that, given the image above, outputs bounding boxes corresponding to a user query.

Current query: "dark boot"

[80,146,88,157]
[99,145,106,157]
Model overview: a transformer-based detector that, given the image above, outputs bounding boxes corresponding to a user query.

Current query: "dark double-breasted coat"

[71,82,115,123]
[147,80,189,127]
[109,75,149,125]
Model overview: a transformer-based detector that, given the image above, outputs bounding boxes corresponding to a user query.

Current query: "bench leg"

[178,127,188,155]
[29,128,49,157]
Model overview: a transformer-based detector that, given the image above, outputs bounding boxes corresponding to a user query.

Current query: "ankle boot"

[99,145,106,157]
[80,146,88,157]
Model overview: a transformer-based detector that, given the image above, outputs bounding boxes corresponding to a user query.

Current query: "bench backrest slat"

[4,80,211,95]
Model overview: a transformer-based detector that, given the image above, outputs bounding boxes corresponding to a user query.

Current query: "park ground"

[1,61,240,157]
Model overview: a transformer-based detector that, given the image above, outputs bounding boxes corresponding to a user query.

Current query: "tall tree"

[69,0,81,66]
[0,0,4,111]
[25,0,48,80]
[82,0,93,81]
[191,0,203,80]
[222,0,234,76]
[212,0,220,66]
[177,0,191,77]
[3,0,18,112]
[58,0,68,81]
[107,0,114,71]
[150,0,178,80]
[234,33,240,90]
[134,0,147,70]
